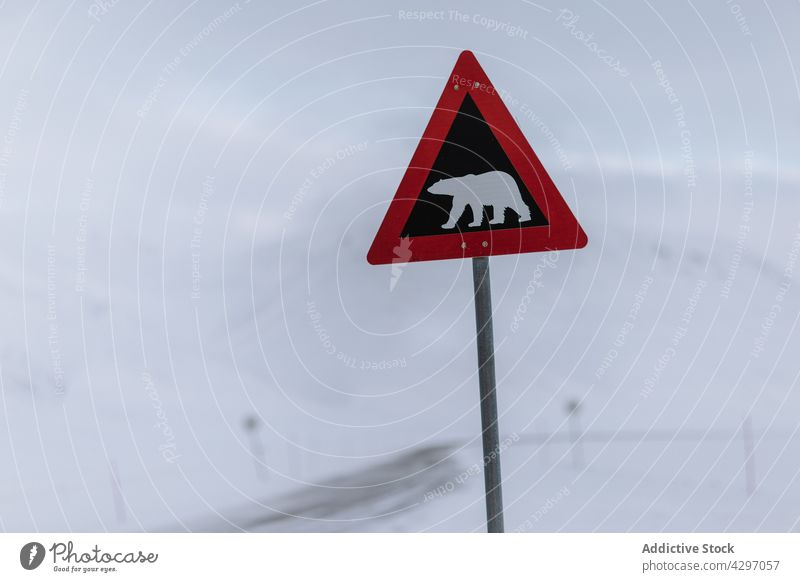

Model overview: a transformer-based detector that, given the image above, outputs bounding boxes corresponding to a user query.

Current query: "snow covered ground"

[0,1,799,532]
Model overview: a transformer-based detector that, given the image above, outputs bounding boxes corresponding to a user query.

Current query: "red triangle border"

[367,50,587,265]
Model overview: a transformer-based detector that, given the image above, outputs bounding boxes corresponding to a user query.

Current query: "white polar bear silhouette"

[427,171,532,230]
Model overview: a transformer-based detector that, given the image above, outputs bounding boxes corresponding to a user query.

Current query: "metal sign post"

[472,256,504,533]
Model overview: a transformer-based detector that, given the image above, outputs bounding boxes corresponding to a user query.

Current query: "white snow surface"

[0,1,799,532]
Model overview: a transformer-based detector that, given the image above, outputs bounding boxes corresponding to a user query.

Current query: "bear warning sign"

[367,50,587,264]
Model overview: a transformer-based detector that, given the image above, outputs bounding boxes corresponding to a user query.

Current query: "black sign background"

[401,94,548,237]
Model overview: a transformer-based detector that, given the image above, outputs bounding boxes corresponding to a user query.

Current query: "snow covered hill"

[0,0,799,532]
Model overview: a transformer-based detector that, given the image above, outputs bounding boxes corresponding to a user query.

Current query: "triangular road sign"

[367,50,587,265]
